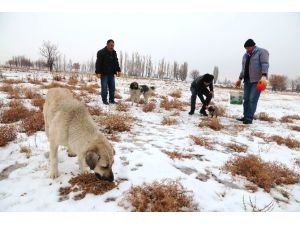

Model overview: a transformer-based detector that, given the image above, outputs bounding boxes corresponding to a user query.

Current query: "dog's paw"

[50,170,59,179]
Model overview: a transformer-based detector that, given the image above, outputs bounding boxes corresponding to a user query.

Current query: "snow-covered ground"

[0,70,299,211]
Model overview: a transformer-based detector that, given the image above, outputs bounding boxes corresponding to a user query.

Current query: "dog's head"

[130,82,139,90]
[207,105,216,113]
[85,139,115,182]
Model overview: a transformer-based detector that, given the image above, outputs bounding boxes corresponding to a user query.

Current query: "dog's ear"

[150,86,155,90]
[85,151,100,170]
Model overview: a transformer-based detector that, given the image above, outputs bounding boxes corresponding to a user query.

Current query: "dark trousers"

[100,74,115,103]
[243,80,261,121]
[190,86,212,112]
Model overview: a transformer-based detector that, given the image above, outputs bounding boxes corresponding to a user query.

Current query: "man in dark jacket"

[95,39,121,105]
[189,73,214,116]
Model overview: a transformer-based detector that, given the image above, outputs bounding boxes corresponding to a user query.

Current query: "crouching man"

[189,73,214,116]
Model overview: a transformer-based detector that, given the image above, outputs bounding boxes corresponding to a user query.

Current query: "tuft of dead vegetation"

[115,92,122,99]
[289,125,300,132]
[28,78,42,85]
[169,89,182,98]
[224,155,300,192]
[21,111,44,135]
[294,158,300,167]
[142,102,156,112]
[267,135,300,149]
[125,179,196,212]
[162,150,193,160]
[161,116,178,125]
[280,115,300,123]
[257,112,276,122]
[0,125,17,147]
[88,105,103,116]
[198,117,224,131]
[190,135,213,150]
[41,82,65,89]
[79,84,98,94]
[53,75,63,81]
[0,85,22,99]
[31,94,45,110]
[59,173,117,201]
[42,78,48,83]
[0,102,30,123]
[20,146,32,159]
[100,113,133,133]
[160,98,185,111]
[243,196,274,212]
[2,79,24,84]
[226,142,248,153]
[251,131,265,139]
[116,102,130,112]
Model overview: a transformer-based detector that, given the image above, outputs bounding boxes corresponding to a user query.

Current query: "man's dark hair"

[107,39,114,45]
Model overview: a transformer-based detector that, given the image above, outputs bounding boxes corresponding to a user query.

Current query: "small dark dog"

[129,82,155,105]
[207,105,219,118]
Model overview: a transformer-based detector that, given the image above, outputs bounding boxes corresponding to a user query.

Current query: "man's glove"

[116,71,122,77]
[209,91,214,98]
[260,75,268,86]
[96,74,101,79]
[235,79,242,88]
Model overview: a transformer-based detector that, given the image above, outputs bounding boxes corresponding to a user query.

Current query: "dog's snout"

[95,172,114,182]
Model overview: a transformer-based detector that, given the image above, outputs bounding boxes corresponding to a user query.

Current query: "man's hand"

[210,91,214,98]
[235,79,242,88]
[96,74,101,79]
[259,75,268,86]
[116,71,122,77]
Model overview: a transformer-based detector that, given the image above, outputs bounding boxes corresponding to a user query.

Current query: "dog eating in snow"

[129,82,155,105]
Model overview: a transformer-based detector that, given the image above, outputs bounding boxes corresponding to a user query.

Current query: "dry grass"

[2,79,24,84]
[0,125,17,147]
[125,179,196,212]
[251,131,265,139]
[42,78,48,83]
[280,115,300,123]
[289,125,300,132]
[59,173,117,201]
[169,89,182,98]
[267,135,300,149]
[79,84,98,94]
[21,111,44,135]
[0,102,30,123]
[88,105,102,116]
[0,100,4,108]
[101,113,133,133]
[257,112,276,122]
[243,196,274,212]
[160,98,185,111]
[142,102,156,112]
[224,155,300,192]
[53,75,63,81]
[116,102,130,112]
[20,146,32,158]
[294,158,300,167]
[28,78,42,85]
[0,84,22,99]
[198,117,224,131]
[32,94,45,110]
[162,150,193,160]
[226,142,248,153]
[161,116,178,125]
[190,135,213,150]
[115,92,122,99]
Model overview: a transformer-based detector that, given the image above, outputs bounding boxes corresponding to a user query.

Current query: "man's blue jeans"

[100,74,115,103]
[243,80,261,122]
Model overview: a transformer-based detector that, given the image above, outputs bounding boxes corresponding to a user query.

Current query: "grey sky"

[0,12,300,80]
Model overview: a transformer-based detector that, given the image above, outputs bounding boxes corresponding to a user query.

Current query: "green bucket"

[230,91,243,105]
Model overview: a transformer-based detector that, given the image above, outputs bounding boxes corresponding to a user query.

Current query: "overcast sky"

[0,12,299,80]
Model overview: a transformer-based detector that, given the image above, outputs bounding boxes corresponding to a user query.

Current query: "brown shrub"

[267,135,300,149]
[116,102,130,112]
[161,116,178,125]
[295,158,300,167]
[1,85,21,99]
[42,78,48,83]
[0,125,17,147]
[226,142,248,153]
[0,100,4,108]
[251,131,266,139]
[79,84,98,94]
[280,115,300,123]
[162,150,193,160]
[53,75,62,81]
[0,84,13,93]
[190,135,213,150]
[289,125,300,132]
[169,89,182,98]
[20,146,32,158]
[67,78,78,86]
[257,112,276,122]
[114,92,122,99]
[28,78,42,85]
[198,117,224,131]
[21,111,44,135]
[41,82,65,89]
[126,180,196,212]
[160,98,185,111]
[59,173,117,201]
[2,79,24,84]
[23,88,39,99]
[142,102,156,112]
[224,155,300,192]
[32,95,45,110]
[88,105,102,116]
[0,102,30,123]
[101,113,133,133]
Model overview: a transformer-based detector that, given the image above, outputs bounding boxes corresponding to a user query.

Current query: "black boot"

[200,108,208,116]
[236,117,245,122]
[188,111,194,115]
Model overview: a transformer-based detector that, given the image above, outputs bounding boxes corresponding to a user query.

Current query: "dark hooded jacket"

[95,47,121,75]
[191,73,214,92]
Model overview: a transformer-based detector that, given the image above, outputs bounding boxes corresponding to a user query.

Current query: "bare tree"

[190,69,200,80]
[213,66,219,84]
[269,74,288,91]
[179,62,188,81]
[72,63,80,72]
[40,41,59,71]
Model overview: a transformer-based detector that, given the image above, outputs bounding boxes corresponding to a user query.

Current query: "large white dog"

[43,88,114,181]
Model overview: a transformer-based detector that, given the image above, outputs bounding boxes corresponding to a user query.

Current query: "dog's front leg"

[49,141,59,179]
[78,154,89,173]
